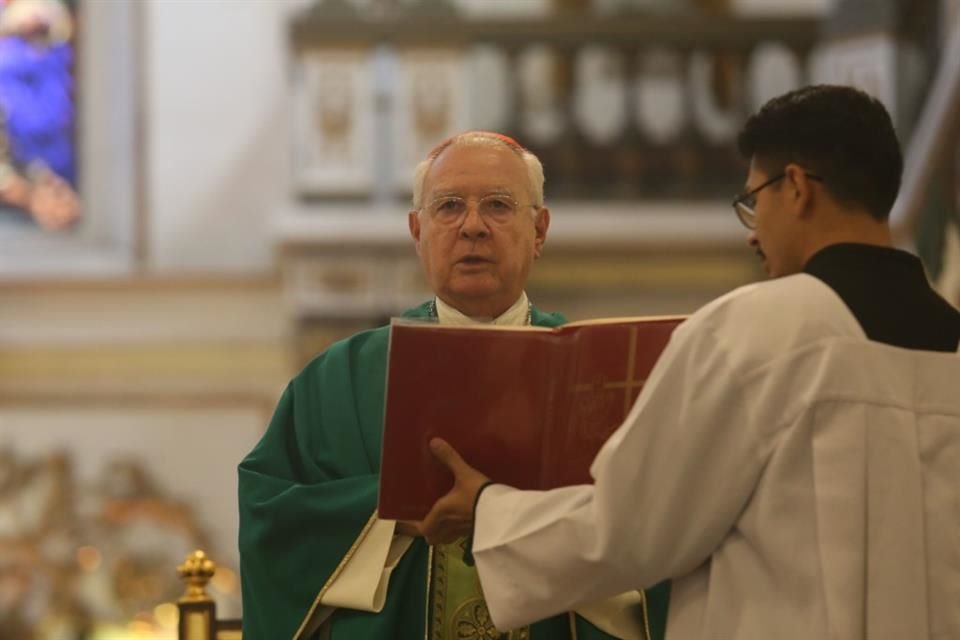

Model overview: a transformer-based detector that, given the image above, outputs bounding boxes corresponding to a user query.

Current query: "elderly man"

[239,131,667,640]
[420,86,960,640]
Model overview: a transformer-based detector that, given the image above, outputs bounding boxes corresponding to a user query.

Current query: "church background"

[0,0,957,638]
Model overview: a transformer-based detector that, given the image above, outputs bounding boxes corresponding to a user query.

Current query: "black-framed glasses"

[732,172,823,229]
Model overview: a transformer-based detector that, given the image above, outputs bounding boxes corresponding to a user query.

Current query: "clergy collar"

[434,292,531,326]
[803,243,925,278]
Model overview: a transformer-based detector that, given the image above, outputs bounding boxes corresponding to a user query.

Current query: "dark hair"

[737,85,903,221]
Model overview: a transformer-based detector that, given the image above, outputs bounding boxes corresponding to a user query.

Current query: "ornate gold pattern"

[451,601,499,639]
[429,540,529,640]
[178,550,216,603]
[0,448,213,637]
[429,540,449,637]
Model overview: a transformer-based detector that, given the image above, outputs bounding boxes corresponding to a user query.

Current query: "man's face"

[744,159,806,278]
[409,143,549,318]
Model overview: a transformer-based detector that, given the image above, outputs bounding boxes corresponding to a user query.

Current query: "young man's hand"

[417,438,490,545]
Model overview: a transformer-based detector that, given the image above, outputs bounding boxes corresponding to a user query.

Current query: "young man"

[420,86,960,640]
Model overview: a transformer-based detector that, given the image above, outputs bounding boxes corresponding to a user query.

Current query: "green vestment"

[239,301,670,640]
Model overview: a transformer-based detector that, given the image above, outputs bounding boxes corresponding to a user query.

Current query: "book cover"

[378,316,683,520]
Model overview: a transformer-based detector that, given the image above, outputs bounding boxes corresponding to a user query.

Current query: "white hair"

[411,132,545,212]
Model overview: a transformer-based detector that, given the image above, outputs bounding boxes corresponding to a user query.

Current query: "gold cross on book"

[572,327,645,418]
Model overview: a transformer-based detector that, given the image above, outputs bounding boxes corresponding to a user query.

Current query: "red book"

[378,316,684,520]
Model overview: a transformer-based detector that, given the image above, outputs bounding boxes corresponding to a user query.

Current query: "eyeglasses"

[423,193,535,226]
[732,172,823,229]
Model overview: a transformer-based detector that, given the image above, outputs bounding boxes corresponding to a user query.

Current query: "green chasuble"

[239,301,670,640]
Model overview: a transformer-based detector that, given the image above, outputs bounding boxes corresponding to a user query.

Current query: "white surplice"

[474,273,960,640]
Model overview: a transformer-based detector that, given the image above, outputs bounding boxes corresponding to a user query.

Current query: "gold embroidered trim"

[291,510,381,640]
[424,545,434,640]
[429,542,448,639]
[429,541,529,639]
[640,589,651,640]
[568,611,579,640]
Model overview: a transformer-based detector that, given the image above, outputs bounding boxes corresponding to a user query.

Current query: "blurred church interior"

[1,0,958,637]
